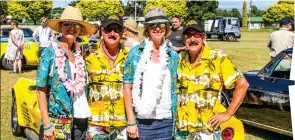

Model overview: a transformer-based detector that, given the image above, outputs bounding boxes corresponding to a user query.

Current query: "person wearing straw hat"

[122,18,142,50]
[36,6,95,140]
[84,15,129,140]
[175,19,248,139]
[123,8,178,139]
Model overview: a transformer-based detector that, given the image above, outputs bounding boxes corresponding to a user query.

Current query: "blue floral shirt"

[36,42,88,117]
[123,40,179,136]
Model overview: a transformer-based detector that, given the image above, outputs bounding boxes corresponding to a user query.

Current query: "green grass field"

[1,31,292,140]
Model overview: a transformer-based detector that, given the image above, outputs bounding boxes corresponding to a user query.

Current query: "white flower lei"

[52,41,86,96]
[132,38,169,117]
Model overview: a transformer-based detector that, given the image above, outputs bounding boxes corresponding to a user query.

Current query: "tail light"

[221,127,234,140]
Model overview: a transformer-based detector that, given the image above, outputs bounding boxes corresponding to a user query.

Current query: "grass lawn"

[1,31,292,140]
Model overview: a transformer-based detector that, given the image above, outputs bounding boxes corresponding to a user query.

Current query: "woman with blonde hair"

[123,8,178,139]
[36,6,95,140]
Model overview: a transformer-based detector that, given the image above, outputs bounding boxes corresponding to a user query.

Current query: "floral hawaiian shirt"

[84,40,129,127]
[177,45,243,133]
[123,40,179,136]
[36,41,88,117]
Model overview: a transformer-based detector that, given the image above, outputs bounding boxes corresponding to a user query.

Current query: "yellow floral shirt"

[84,41,129,127]
[177,45,243,132]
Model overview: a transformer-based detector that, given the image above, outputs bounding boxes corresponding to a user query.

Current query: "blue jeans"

[137,119,173,140]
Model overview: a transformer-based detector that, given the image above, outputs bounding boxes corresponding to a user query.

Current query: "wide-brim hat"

[144,8,169,24]
[183,19,205,34]
[124,18,138,33]
[47,6,96,36]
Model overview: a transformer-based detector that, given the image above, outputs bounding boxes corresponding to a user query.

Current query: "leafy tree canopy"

[8,1,52,24]
[185,1,218,22]
[242,0,248,28]
[144,0,188,22]
[76,0,124,21]
[250,5,264,17]
[262,3,294,24]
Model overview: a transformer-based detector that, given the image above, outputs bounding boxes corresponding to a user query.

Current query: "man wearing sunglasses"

[84,15,129,139]
[176,19,248,139]
[33,17,55,58]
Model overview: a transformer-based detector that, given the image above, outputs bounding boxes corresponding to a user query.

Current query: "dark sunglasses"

[149,23,167,29]
[63,22,82,28]
[103,26,123,33]
[184,32,203,38]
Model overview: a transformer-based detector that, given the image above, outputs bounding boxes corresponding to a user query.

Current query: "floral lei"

[132,38,169,117]
[52,41,86,95]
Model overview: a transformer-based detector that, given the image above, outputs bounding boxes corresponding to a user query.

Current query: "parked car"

[11,81,245,139]
[1,27,39,69]
[232,48,293,137]
[0,27,89,70]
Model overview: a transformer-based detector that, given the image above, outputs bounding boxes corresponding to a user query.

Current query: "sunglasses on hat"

[103,26,123,33]
[63,22,82,28]
[149,23,167,29]
[184,32,203,38]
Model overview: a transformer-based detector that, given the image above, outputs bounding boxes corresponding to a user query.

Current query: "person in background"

[89,22,102,42]
[6,21,24,74]
[84,15,129,140]
[123,8,178,139]
[167,15,186,53]
[122,18,142,49]
[36,6,95,140]
[176,19,248,139]
[267,17,294,59]
[33,17,55,58]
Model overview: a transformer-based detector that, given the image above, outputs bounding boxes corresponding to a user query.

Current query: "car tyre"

[2,56,12,70]
[11,93,23,136]
[226,34,235,42]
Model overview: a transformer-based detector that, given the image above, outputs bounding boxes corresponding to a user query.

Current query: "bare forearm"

[226,77,249,116]
[37,88,50,126]
[123,85,136,123]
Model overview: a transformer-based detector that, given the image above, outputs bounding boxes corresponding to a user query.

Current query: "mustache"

[108,35,117,40]
[188,41,199,46]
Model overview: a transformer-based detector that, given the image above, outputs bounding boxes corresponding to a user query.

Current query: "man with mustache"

[84,15,129,139]
[176,19,249,139]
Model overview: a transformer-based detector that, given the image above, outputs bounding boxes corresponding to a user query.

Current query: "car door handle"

[270,78,277,83]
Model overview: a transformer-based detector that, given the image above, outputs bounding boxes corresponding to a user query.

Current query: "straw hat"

[47,6,95,36]
[124,18,138,33]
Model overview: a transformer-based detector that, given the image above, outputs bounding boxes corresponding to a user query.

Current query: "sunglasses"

[149,23,167,29]
[103,26,123,33]
[184,32,203,38]
[63,22,82,28]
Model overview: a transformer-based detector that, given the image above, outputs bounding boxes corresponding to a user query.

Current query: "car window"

[271,52,292,79]
[1,29,10,37]
[0,28,33,38]
[259,52,284,77]
[22,28,33,37]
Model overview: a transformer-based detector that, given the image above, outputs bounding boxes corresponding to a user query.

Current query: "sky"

[53,0,278,12]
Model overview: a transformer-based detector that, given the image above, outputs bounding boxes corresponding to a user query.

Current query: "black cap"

[183,19,205,34]
[102,15,123,28]
[280,17,293,25]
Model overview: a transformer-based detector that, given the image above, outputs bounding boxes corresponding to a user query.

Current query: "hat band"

[145,16,168,23]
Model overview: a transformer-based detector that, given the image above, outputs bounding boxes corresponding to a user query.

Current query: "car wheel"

[2,56,12,70]
[11,93,23,136]
[226,34,235,42]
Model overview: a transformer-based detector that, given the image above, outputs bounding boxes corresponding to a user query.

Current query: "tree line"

[0,0,293,26]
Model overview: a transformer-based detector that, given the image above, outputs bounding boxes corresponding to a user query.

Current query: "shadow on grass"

[244,124,292,140]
